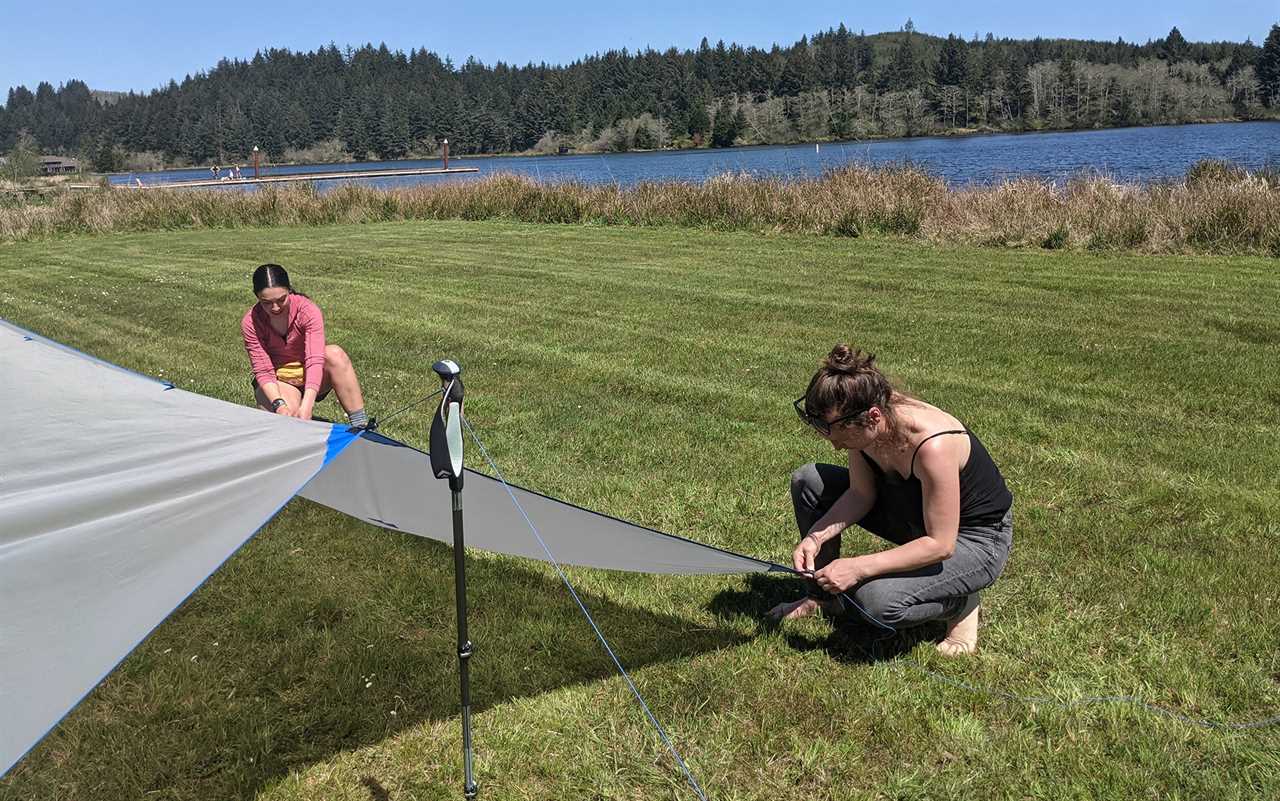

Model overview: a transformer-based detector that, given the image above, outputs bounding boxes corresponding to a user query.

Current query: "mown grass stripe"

[0,220,1277,800]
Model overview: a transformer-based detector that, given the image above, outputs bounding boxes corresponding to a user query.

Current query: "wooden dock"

[121,166,480,189]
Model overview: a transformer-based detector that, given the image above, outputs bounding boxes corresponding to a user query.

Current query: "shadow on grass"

[1,514,749,801]
[708,573,945,665]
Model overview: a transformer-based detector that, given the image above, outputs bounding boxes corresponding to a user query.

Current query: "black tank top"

[861,429,1012,529]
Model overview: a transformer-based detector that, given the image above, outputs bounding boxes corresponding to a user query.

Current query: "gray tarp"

[0,318,779,777]
[0,319,360,776]
[301,432,776,574]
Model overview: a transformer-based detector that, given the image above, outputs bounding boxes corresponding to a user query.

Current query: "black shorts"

[250,376,331,402]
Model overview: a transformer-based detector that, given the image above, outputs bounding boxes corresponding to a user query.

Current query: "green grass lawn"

[1,221,1278,800]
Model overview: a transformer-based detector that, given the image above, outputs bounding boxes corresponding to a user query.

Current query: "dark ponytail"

[252,263,308,298]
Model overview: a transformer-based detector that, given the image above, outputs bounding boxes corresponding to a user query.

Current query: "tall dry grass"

[2,161,1277,255]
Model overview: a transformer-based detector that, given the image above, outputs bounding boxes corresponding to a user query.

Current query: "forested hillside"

[4,22,1278,170]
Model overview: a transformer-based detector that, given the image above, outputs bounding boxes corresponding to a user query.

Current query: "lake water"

[114,121,1279,190]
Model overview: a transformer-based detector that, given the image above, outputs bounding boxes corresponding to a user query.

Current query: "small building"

[39,156,80,175]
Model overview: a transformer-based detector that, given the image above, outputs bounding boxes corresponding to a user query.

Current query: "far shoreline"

[104,118,1278,178]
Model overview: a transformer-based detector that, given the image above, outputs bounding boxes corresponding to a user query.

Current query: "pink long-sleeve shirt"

[241,294,326,392]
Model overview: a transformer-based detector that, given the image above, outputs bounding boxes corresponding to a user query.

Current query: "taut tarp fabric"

[0,320,358,776]
[300,431,777,574]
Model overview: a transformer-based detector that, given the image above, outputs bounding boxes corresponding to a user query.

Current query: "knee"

[850,581,909,627]
[790,462,822,501]
[324,344,350,369]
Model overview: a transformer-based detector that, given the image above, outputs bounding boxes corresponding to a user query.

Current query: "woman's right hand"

[275,403,295,417]
[793,534,821,573]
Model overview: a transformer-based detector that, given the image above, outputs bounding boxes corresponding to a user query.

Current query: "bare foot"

[766,597,839,621]
[936,603,980,656]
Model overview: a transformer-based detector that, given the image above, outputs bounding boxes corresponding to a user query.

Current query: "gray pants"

[791,462,1013,629]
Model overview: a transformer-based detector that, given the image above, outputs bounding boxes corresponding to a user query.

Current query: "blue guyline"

[462,417,711,801]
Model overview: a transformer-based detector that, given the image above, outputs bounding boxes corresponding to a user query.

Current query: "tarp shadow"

[708,573,944,665]
[2,514,747,801]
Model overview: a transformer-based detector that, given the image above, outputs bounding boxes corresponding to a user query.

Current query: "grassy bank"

[1,221,1278,800]
[2,161,1279,256]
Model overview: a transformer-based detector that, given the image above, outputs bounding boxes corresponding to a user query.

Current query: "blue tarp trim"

[323,424,360,468]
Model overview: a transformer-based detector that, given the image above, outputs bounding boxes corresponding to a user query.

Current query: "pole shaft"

[451,483,478,799]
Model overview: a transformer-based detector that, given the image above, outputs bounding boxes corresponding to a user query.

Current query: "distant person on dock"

[241,263,370,428]
[232,165,241,180]
[770,345,1014,656]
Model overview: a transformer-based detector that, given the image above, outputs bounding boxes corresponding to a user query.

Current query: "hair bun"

[822,343,874,375]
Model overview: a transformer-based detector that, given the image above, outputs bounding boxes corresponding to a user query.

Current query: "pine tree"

[337,97,369,159]
[1158,27,1189,64]
[709,99,740,147]
[92,133,122,172]
[405,91,433,147]
[1258,24,1280,107]
[880,33,925,92]
[686,94,711,138]
[777,37,818,96]
[934,34,969,87]
[853,32,874,81]
[1058,58,1080,126]
[376,97,410,159]
[283,103,311,149]
[1008,56,1035,125]
[511,88,542,151]
[225,105,252,160]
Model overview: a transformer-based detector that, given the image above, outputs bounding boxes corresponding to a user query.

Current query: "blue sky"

[2,0,1277,94]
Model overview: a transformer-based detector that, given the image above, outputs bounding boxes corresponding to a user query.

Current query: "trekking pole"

[428,359,477,799]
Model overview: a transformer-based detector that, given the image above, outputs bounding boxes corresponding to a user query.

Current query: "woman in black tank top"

[770,344,1014,656]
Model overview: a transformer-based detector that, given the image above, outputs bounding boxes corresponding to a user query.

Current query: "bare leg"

[322,344,365,414]
[254,381,303,413]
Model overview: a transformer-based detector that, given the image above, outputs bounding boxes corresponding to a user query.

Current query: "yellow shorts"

[250,362,330,400]
[274,362,305,385]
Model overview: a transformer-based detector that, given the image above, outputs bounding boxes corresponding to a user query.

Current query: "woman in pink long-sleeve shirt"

[241,263,369,427]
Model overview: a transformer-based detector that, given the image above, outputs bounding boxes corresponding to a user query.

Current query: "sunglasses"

[793,396,868,436]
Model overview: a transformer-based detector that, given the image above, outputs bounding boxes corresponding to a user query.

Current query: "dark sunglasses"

[793,396,868,436]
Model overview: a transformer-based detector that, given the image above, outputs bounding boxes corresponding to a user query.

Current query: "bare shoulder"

[902,399,971,472]
[914,436,970,479]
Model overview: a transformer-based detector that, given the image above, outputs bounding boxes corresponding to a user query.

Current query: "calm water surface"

[113,121,1280,190]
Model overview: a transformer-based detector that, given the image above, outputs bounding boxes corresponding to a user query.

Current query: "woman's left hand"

[297,401,314,421]
[812,557,870,594]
